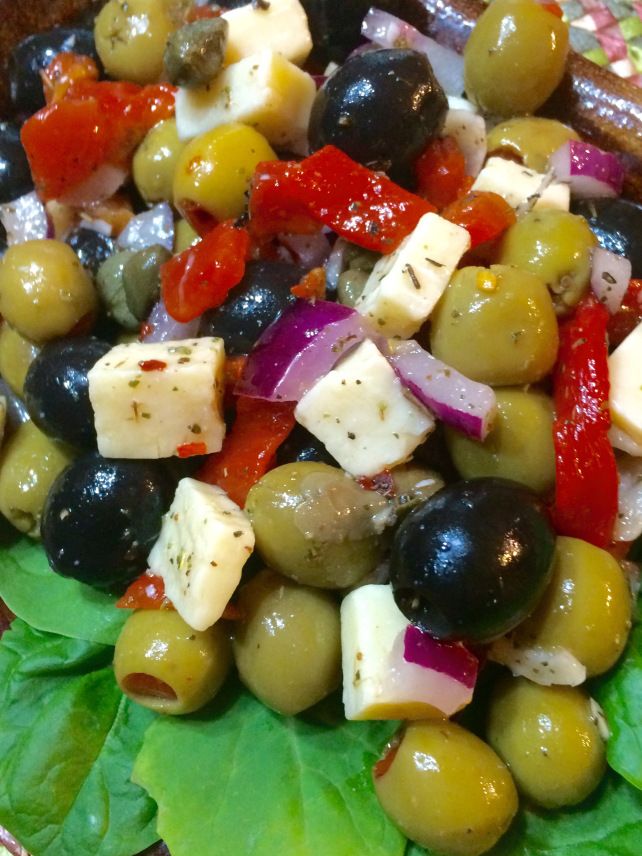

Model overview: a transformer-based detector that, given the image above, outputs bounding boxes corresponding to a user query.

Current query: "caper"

[245,462,391,589]
[337,268,369,307]
[164,18,228,88]
[487,117,580,172]
[133,119,186,205]
[114,609,232,715]
[487,677,607,808]
[233,568,341,716]
[0,323,40,397]
[123,244,171,321]
[96,250,139,331]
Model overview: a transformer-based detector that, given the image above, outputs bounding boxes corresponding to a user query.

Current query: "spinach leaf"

[0,538,128,645]
[0,620,158,856]
[133,683,406,856]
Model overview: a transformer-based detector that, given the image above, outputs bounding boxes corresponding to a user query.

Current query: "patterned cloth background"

[561,0,642,84]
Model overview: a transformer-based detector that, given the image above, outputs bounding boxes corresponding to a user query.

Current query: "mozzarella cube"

[295,339,434,476]
[472,156,569,212]
[175,51,315,153]
[356,212,470,338]
[148,479,254,631]
[609,322,642,443]
[341,585,475,720]
[222,0,312,67]
[88,338,225,459]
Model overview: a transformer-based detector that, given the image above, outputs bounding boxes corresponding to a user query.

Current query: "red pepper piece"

[551,294,618,548]
[415,136,472,209]
[290,267,326,300]
[161,220,250,322]
[176,442,208,458]
[198,396,296,507]
[116,573,170,609]
[41,51,98,104]
[249,146,434,253]
[441,190,516,249]
[138,359,167,372]
[607,279,642,350]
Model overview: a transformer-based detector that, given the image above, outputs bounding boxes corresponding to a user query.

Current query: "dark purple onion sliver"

[403,624,478,689]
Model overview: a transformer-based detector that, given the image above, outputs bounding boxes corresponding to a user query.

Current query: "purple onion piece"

[590,246,632,314]
[117,202,175,253]
[59,163,127,207]
[0,191,49,246]
[387,339,497,440]
[403,624,479,690]
[236,299,370,401]
[549,140,625,198]
[278,231,331,270]
[143,298,201,342]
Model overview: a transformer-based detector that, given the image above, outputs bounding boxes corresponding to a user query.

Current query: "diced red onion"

[278,231,332,269]
[442,109,486,178]
[324,238,349,292]
[142,298,200,342]
[489,636,586,686]
[236,299,371,401]
[403,624,478,689]
[549,140,625,198]
[590,246,632,314]
[59,163,127,207]
[386,339,497,441]
[117,202,174,252]
[614,454,642,542]
[362,7,464,96]
[0,191,49,245]
[79,215,113,236]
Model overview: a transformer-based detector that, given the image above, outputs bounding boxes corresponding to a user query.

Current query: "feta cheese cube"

[88,338,225,459]
[609,322,642,444]
[148,478,254,631]
[175,51,316,153]
[295,339,434,476]
[472,156,569,212]
[355,212,470,338]
[222,0,312,67]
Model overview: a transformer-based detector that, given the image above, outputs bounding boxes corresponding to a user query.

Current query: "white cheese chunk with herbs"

[341,584,475,720]
[355,212,470,338]
[294,339,434,476]
[222,0,312,67]
[609,322,642,444]
[175,51,315,153]
[148,478,254,631]
[88,338,225,459]
[472,156,569,212]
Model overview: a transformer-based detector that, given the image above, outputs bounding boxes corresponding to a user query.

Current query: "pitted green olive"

[487,117,579,172]
[0,323,40,396]
[133,119,186,204]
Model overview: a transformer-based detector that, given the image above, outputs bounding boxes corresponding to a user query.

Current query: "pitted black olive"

[571,197,642,279]
[0,122,34,204]
[308,48,447,184]
[66,227,116,278]
[276,424,338,467]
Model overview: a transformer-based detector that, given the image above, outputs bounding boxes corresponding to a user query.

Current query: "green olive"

[0,323,40,397]
[174,219,201,253]
[391,463,444,517]
[245,462,390,589]
[498,209,597,314]
[487,117,580,172]
[0,240,97,343]
[123,245,171,321]
[430,265,559,386]
[487,677,607,808]
[133,119,187,204]
[94,0,186,84]
[514,536,632,677]
[233,568,341,715]
[0,421,74,537]
[446,388,555,494]
[114,609,232,715]
[374,720,518,856]
[337,269,369,307]
[164,18,228,88]
[463,0,569,117]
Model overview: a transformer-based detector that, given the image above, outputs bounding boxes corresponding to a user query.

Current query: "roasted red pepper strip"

[290,267,326,300]
[249,146,434,253]
[441,190,516,249]
[414,136,472,209]
[551,294,618,548]
[116,573,171,610]
[607,279,642,350]
[198,396,296,507]
[42,51,99,103]
[161,220,250,322]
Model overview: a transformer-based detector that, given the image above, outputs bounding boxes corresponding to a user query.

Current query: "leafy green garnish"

[0,620,158,856]
[0,538,128,645]
[133,684,406,856]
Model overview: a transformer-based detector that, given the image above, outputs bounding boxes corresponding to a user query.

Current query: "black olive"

[390,478,556,644]
[276,424,338,466]
[308,48,447,184]
[571,197,642,279]
[41,454,174,590]
[9,28,99,117]
[67,227,116,278]
[199,260,305,354]
[0,122,34,204]
[24,338,111,449]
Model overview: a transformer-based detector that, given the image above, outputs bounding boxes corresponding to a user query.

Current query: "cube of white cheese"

[148,479,255,631]
[175,51,315,153]
[341,584,475,720]
[222,0,312,67]
[609,322,642,443]
[355,212,470,338]
[472,156,569,212]
[88,338,225,459]
[294,339,434,476]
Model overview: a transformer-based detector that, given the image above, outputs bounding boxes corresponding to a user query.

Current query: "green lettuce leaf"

[0,620,158,856]
[133,684,406,856]
[0,537,129,645]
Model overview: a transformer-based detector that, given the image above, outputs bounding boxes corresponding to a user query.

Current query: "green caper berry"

[163,18,229,89]
[123,244,171,321]
[96,251,140,331]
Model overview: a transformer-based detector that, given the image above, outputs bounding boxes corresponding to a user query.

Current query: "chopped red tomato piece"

[290,267,326,299]
[249,146,434,253]
[117,573,171,610]
[441,190,516,248]
[415,136,472,209]
[42,51,98,103]
[198,396,296,507]
[551,294,618,548]
[161,220,250,322]
[607,279,642,349]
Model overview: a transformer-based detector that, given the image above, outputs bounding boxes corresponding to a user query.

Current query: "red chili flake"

[357,470,396,497]
[373,734,402,779]
[177,442,208,458]
[138,359,168,372]
[139,322,154,340]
